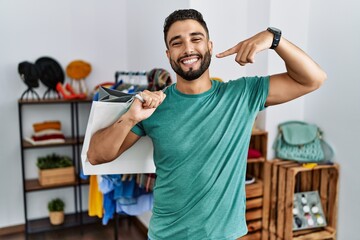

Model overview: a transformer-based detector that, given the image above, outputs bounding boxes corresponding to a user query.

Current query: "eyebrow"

[168,32,205,46]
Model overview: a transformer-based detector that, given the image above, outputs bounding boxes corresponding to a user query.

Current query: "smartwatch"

[267,27,282,49]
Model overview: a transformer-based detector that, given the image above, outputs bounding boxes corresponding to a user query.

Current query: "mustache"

[178,53,202,63]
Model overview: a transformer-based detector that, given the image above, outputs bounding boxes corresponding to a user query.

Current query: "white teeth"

[183,58,198,65]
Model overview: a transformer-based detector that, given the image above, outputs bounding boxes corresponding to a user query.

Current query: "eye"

[192,37,202,42]
[171,41,181,47]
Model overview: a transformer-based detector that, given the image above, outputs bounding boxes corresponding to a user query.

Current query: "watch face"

[268,27,281,34]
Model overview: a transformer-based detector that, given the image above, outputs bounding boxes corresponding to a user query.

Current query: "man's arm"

[87,90,166,165]
[216,29,327,105]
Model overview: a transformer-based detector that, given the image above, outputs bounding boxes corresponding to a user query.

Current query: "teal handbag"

[274,121,333,162]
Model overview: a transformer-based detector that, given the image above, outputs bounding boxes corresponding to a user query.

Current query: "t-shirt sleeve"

[131,122,146,136]
[244,75,270,111]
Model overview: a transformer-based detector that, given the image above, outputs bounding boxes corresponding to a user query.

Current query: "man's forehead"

[167,19,206,39]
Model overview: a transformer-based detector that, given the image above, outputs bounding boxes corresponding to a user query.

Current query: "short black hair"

[163,9,209,48]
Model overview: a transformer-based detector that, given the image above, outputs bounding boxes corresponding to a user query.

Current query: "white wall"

[126,0,188,79]
[0,0,127,227]
[305,1,360,239]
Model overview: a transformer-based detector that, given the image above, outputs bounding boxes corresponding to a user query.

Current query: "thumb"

[216,45,238,58]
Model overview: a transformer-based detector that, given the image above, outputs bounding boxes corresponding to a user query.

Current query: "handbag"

[81,87,155,175]
[273,121,334,162]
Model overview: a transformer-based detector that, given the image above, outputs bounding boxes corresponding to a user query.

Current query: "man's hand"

[216,30,274,66]
[125,90,166,124]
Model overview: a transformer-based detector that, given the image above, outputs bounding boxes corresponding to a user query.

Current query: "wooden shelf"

[293,227,336,240]
[19,98,92,105]
[25,179,89,192]
[246,197,263,210]
[22,137,84,149]
[247,157,265,163]
[27,211,99,234]
[246,179,263,199]
[251,129,267,136]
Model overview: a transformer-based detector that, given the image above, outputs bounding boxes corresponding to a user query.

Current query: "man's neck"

[175,72,212,94]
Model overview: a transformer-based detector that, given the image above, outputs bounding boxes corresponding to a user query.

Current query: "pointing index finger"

[216,45,238,58]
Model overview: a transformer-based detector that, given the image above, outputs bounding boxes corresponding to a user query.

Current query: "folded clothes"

[248,148,262,159]
[33,129,63,137]
[33,121,61,132]
[25,137,65,145]
[31,133,65,141]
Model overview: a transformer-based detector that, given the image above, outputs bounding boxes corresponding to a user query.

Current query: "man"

[88,9,326,240]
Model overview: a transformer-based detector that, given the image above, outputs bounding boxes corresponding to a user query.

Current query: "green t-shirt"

[131,76,269,240]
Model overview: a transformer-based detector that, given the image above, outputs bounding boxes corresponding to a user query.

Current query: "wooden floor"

[1,217,147,240]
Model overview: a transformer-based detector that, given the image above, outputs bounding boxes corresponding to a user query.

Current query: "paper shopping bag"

[81,89,155,175]
[98,86,134,102]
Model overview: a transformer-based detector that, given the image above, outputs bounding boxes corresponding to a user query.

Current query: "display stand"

[262,159,339,240]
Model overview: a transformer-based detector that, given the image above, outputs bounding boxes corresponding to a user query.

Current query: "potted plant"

[48,198,65,225]
[36,153,75,186]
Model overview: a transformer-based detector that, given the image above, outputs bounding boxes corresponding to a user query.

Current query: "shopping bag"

[81,87,155,175]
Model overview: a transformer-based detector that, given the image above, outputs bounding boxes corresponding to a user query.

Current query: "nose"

[183,40,194,55]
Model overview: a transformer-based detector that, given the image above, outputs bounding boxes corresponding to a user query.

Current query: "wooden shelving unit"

[22,137,84,148]
[26,211,97,234]
[240,130,268,240]
[25,178,89,192]
[18,98,95,239]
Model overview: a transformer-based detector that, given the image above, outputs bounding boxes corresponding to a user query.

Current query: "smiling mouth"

[179,55,200,66]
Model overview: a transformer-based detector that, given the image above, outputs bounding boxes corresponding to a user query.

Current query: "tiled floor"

[1,217,147,240]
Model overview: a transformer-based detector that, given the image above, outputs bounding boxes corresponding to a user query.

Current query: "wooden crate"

[262,159,339,240]
[38,166,75,186]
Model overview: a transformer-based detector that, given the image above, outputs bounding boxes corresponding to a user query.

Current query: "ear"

[166,49,170,60]
[208,40,213,55]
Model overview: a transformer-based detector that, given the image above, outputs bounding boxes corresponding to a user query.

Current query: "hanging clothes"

[97,174,154,225]
[88,175,103,218]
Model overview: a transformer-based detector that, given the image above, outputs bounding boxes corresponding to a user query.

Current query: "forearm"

[87,112,137,165]
[275,37,327,88]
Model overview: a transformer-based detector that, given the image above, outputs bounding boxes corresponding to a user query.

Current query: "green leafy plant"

[47,198,65,212]
[36,153,73,170]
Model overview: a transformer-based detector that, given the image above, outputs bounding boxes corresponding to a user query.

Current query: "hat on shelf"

[18,61,40,88]
[18,61,41,100]
[35,56,65,99]
[66,60,91,80]
[65,60,91,96]
[35,56,65,90]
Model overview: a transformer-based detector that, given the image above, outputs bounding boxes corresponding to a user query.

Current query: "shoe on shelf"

[245,174,255,185]
[65,83,87,99]
[56,82,77,100]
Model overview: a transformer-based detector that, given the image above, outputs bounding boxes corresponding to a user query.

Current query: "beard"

[170,50,212,81]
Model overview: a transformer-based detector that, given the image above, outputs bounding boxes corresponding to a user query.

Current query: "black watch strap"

[267,27,282,49]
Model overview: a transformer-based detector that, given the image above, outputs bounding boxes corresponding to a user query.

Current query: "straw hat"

[66,60,91,80]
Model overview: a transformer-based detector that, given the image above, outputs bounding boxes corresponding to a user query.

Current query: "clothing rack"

[115,71,148,86]
[114,69,173,92]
